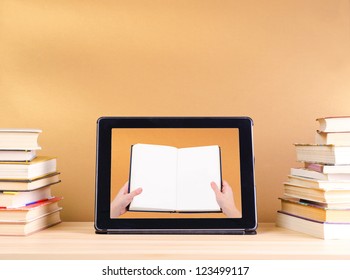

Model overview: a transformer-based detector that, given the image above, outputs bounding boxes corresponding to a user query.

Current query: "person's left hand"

[111,181,142,217]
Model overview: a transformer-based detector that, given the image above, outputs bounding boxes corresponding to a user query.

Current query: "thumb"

[123,187,142,208]
[128,187,142,200]
[210,181,221,197]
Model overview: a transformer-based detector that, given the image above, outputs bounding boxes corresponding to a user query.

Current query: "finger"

[121,188,142,208]
[210,181,221,196]
[126,187,142,201]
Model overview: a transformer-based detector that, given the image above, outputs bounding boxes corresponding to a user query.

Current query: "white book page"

[129,144,178,211]
[176,145,221,212]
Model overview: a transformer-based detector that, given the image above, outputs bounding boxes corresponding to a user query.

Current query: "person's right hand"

[211,180,241,218]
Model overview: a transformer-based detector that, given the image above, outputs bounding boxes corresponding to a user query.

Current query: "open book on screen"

[128,144,222,213]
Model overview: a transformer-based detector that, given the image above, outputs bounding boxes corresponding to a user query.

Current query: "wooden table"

[1,222,350,259]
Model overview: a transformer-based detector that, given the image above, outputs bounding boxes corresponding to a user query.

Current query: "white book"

[0,156,57,180]
[0,172,61,191]
[0,129,41,150]
[315,131,350,146]
[294,144,350,165]
[0,186,53,208]
[276,211,350,240]
[0,150,37,162]
[128,144,222,213]
[0,197,62,222]
[317,116,350,133]
[290,168,350,181]
[287,175,350,190]
[305,163,350,174]
[0,210,61,236]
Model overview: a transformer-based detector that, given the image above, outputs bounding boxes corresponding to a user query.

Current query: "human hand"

[111,181,142,217]
[211,180,241,218]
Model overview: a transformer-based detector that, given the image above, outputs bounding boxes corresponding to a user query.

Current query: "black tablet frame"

[94,117,257,234]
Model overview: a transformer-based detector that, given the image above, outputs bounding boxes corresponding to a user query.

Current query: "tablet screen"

[95,117,256,234]
[110,128,242,219]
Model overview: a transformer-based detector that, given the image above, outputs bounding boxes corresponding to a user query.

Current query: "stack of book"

[0,129,62,236]
[276,116,350,239]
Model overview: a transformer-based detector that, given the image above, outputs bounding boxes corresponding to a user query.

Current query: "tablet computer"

[95,117,257,234]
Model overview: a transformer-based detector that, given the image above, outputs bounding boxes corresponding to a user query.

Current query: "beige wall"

[1,0,350,222]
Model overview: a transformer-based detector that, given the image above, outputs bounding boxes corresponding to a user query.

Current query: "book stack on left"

[276,117,350,239]
[0,129,62,236]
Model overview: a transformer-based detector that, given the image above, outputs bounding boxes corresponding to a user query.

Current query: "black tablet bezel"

[94,117,257,234]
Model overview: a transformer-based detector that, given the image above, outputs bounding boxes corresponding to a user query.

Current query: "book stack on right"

[276,116,350,239]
